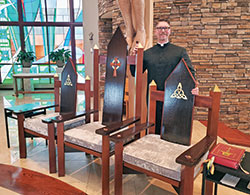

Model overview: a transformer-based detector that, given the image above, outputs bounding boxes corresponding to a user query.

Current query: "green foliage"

[17,50,35,63]
[49,48,71,63]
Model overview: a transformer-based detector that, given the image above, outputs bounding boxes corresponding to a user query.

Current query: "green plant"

[17,50,35,63]
[49,48,71,63]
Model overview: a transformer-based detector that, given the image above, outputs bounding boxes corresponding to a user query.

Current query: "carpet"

[200,120,250,147]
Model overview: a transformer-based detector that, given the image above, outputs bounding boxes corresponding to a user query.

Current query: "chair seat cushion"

[123,134,208,181]
[24,112,85,136]
[64,121,106,153]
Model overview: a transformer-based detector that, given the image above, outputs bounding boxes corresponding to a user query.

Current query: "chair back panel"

[161,59,196,146]
[60,59,77,114]
[102,27,128,125]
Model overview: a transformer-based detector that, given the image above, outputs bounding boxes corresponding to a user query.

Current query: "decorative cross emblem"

[170,83,187,100]
[64,75,73,86]
[110,57,121,77]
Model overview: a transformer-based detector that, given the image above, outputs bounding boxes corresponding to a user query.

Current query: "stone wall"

[98,0,250,133]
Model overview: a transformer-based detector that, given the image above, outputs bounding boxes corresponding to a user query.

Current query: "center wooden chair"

[110,59,222,195]
[49,27,144,195]
[16,59,94,174]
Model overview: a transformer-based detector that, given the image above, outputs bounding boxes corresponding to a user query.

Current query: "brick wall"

[98,0,250,133]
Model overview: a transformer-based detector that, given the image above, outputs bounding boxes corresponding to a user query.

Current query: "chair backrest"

[60,59,77,114]
[102,27,128,125]
[149,71,221,147]
[161,59,196,145]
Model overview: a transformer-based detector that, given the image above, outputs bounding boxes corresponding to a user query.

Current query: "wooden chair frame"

[49,46,144,195]
[15,61,96,174]
[110,83,221,195]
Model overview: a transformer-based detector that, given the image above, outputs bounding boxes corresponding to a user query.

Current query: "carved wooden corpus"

[102,27,128,125]
[161,59,196,145]
[60,59,77,114]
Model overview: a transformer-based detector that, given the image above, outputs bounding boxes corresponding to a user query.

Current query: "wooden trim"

[179,166,194,195]
[149,84,157,134]
[194,95,212,108]
[85,79,91,123]
[135,47,143,119]
[64,142,102,158]
[17,114,26,158]
[205,180,214,195]
[207,91,221,138]
[102,136,110,195]
[127,55,136,64]
[57,122,65,177]
[54,76,60,112]
[24,128,48,139]
[48,123,56,173]
[150,90,164,102]
[115,142,124,195]
[94,48,99,121]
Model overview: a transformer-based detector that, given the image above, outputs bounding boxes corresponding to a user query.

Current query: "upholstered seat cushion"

[24,112,85,136]
[123,134,208,181]
[64,121,110,153]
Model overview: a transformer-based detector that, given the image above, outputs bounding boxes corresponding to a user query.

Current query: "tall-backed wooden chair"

[111,59,221,195]
[15,59,93,173]
[49,27,144,195]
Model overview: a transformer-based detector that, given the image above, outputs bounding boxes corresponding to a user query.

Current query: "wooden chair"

[110,59,222,195]
[49,27,144,195]
[15,59,94,174]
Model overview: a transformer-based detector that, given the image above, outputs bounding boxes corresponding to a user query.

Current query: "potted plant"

[49,48,71,67]
[17,50,35,68]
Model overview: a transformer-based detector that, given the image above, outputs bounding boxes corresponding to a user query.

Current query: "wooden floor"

[0,90,249,195]
[0,163,86,195]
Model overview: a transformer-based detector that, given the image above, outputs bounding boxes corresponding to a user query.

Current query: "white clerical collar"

[157,41,169,47]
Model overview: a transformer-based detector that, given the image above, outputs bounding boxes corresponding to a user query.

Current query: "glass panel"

[74,0,82,22]
[0,0,18,22]
[47,0,70,22]
[22,0,43,22]
[48,26,71,63]
[24,26,48,62]
[0,25,20,84]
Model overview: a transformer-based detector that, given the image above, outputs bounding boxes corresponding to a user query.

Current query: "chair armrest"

[110,122,154,143]
[6,103,58,115]
[42,109,98,124]
[95,116,141,136]
[176,136,216,167]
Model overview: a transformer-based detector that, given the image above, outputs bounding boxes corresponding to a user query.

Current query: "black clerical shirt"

[143,42,195,135]
[143,42,195,91]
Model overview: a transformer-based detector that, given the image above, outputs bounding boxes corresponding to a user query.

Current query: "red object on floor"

[0,164,86,195]
[200,120,250,147]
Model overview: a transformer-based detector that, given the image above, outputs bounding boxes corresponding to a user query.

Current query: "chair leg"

[205,180,214,195]
[17,114,27,158]
[57,122,65,177]
[115,141,124,195]
[102,136,110,195]
[48,123,56,173]
[179,166,194,195]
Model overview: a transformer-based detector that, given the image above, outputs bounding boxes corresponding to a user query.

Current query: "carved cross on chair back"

[161,59,196,145]
[103,27,128,124]
[60,59,77,114]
